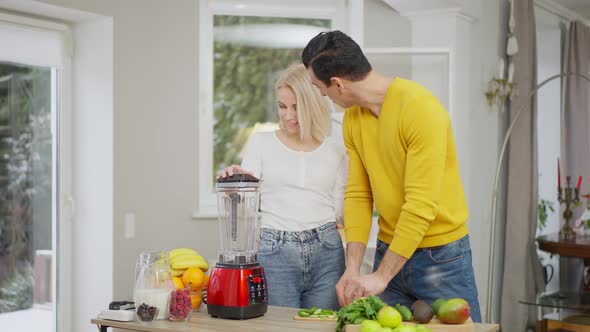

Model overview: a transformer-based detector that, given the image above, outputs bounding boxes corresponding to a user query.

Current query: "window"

[196,0,348,217]
[0,13,71,332]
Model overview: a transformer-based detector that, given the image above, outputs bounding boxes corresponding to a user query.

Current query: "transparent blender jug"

[216,174,261,264]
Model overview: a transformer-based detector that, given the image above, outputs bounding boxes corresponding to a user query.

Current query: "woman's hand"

[216,165,254,180]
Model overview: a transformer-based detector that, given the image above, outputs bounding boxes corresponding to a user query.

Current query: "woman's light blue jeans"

[258,222,345,310]
[374,235,482,322]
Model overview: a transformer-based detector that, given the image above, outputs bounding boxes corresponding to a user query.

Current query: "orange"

[203,274,210,289]
[172,276,184,290]
[191,292,203,309]
[182,267,205,291]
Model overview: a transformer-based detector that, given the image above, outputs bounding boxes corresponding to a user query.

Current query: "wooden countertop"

[91,306,500,332]
[537,233,590,258]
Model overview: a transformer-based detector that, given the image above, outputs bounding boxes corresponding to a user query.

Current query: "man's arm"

[336,109,374,306]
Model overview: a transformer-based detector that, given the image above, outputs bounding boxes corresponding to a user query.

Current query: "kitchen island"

[91,306,500,332]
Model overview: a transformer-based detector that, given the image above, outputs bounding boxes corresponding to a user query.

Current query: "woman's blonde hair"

[275,63,332,142]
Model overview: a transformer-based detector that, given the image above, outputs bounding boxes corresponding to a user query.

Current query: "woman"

[218,64,347,310]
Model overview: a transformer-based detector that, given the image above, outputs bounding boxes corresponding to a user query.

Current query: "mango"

[437,298,470,324]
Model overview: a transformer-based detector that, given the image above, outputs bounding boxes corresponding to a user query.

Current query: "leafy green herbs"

[336,296,386,332]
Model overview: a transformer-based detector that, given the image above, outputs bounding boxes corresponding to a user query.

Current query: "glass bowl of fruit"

[136,303,159,322]
[190,289,207,312]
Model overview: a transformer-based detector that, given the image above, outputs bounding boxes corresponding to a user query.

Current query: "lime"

[377,306,402,328]
[431,298,446,316]
[393,326,417,332]
[360,319,382,332]
[415,325,433,332]
[376,327,393,332]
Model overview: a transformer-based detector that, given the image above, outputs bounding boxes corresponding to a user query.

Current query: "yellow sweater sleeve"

[342,110,374,245]
[389,97,449,258]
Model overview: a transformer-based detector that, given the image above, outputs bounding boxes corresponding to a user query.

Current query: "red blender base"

[207,262,268,319]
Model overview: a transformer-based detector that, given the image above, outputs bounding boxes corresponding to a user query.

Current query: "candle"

[558,158,561,188]
[577,176,583,191]
[498,58,505,79]
[508,62,515,83]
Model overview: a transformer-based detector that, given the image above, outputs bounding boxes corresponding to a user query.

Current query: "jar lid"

[216,173,260,189]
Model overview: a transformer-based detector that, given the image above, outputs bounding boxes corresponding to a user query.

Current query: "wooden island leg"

[585,258,590,292]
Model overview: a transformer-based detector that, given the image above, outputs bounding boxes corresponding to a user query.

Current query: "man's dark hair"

[302,30,372,86]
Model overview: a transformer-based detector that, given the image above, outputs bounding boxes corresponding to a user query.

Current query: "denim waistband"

[261,222,338,243]
[377,234,470,251]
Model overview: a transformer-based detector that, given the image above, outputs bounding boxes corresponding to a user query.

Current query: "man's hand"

[337,247,409,306]
[336,268,360,306]
[337,271,390,306]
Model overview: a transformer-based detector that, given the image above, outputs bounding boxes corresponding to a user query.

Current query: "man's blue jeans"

[258,222,345,310]
[373,235,482,322]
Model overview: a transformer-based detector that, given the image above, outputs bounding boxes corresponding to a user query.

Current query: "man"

[302,30,481,322]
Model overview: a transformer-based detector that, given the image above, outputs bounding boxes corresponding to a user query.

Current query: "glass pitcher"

[133,251,174,320]
[216,174,261,264]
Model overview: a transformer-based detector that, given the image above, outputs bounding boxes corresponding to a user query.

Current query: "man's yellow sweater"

[343,78,469,258]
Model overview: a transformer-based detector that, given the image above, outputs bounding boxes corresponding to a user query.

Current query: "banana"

[171,254,209,271]
[170,248,200,259]
[170,253,204,265]
[171,268,186,277]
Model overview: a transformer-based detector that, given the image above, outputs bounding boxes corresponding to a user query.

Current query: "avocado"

[410,300,433,324]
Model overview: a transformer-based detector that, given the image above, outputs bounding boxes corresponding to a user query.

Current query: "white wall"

[34,0,222,309]
[466,0,509,322]
[71,17,114,332]
[364,0,411,48]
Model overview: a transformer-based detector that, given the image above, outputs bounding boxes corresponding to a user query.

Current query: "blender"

[207,173,268,319]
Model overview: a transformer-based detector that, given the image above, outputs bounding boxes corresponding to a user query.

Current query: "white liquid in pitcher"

[134,288,171,320]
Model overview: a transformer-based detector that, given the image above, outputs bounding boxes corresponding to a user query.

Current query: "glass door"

[0,62,57,332]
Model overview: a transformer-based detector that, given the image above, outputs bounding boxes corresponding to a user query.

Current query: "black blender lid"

[216,173,260,183]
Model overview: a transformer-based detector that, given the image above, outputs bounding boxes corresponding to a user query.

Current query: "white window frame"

[194,0,350,218]
[0,11,73,332]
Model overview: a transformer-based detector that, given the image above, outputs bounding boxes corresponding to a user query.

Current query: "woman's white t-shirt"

[241,131,347,231]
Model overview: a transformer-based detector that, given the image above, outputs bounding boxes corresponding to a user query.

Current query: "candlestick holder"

[558,176,580,241]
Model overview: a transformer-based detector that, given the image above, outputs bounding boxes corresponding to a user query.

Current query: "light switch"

[124,213,135,239]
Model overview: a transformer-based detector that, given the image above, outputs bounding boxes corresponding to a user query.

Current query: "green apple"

[377,306,402,328]
[360,319,382,332]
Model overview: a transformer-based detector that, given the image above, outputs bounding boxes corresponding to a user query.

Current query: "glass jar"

[133,251,174,320]
[169,288,192,321]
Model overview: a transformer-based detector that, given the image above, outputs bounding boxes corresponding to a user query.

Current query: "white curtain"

[500,0,545,330]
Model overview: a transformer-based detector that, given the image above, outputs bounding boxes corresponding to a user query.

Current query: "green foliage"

[0,64,52,276]
[0,263,33,313]
[538,199,554,231]
[212,15,329,178]
[336,296,386,332]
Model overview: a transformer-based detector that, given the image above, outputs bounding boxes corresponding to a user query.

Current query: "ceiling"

[553,0,590,20]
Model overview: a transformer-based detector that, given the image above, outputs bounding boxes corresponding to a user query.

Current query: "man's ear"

[330,77,345,93]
